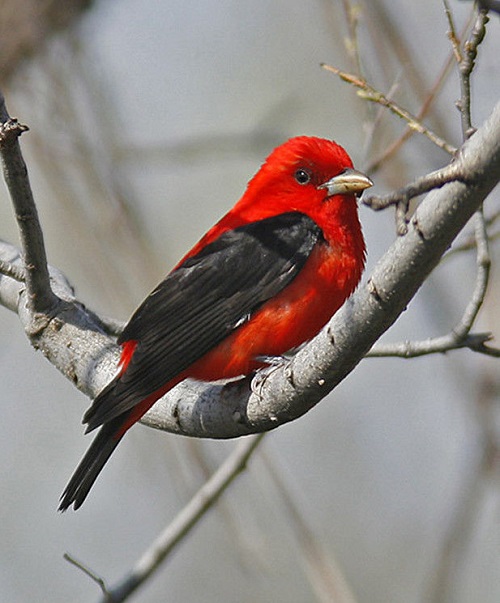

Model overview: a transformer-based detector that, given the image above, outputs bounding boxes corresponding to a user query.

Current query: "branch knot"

[0,118,29,149]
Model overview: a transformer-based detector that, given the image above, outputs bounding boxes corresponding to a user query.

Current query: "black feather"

[85,211,322,430]
[59,416,125,511]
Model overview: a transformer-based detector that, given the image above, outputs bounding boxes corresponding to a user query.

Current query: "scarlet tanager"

[59,136,372,511]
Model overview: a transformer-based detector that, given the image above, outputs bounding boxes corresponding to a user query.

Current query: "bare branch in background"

[445,208,500,254]
[321,64,457,156]
[365,8,475,173]
[63,554,111,601]
[367,182,495,359]
[455,6,489,137]
[85,435,265,603]
[261,450,358,603]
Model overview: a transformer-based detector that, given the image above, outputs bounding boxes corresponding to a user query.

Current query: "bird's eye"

[294,168,311,185]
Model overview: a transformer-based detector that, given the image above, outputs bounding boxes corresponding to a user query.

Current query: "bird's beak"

[319,168,373,198]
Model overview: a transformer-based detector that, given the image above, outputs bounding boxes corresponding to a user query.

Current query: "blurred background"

[0,1,499,601]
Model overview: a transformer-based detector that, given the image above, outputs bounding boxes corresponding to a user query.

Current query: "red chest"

[188,240,363,381]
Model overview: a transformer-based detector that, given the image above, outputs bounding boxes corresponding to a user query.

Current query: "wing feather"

[85,212,322,429]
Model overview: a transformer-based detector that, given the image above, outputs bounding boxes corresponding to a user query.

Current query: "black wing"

[85,212,322,429]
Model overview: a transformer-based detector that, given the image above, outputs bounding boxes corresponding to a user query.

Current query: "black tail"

[59,416,126,511]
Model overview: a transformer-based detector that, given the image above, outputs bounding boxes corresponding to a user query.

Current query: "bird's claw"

[251,355,290,398]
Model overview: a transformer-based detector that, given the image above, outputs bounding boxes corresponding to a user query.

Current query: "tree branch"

[456,6,489,138]
[366,204,494,360]
[0,256,25,282]
[363,162,468,234]
[320,63,457,156]
[0,93,59,324]
[0,102,499,440]
[95,434,264,603]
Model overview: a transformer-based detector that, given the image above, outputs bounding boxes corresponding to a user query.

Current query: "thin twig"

[365,71,446,173]
[366,9,475,173]
[446,229,500,258]
[340,0,364,78]
[363,161,466,234]
[363,163,463,211]
[98,434,264,603]
[456,7,489,138]
[0,258,25,282]
[452,209,491,339]
[63,553,112,601]
[368,332,499,358]
[443,0,463,63]
[363,72,403,162]
[444,208,500,257]
[367,208,495,358]
[321,64,457,156]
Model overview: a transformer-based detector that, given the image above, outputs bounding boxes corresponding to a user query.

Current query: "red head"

[180,136,372,264]
[230,136,372,227]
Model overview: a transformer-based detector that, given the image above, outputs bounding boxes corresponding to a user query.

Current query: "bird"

[59,136,372,511]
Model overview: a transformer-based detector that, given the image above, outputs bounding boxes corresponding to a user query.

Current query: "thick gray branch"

[145,101,500,436]
[0,102,499,439]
